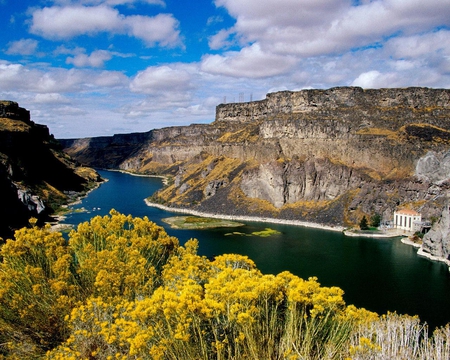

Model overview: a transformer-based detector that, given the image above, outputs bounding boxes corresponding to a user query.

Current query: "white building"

[394,209,421,232]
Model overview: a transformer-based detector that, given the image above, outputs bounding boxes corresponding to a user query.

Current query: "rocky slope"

[0,101,102,239]
[61,87,450,233]
[421,199,450,262]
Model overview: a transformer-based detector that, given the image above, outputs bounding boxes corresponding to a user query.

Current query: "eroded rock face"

[240,158,365,208]
[61,87,450,227]
[422,202,450,260]
[416,151,450,184]
[17,188,45,213]
[216,87,450,123]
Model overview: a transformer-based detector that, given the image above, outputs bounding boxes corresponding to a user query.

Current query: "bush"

[370,213,381,228]
[359,215,369,230]
[1,211,449,359]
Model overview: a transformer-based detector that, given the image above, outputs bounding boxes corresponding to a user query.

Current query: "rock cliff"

[421,199,450,261]
[0,101,102,239]
[61,87,450,235]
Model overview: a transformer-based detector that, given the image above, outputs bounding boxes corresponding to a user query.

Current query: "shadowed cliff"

[0,101,102,239]
[60,87,450,231]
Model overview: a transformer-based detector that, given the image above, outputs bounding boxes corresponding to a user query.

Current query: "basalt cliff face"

[61,87,450,232]
[0,101,102,239]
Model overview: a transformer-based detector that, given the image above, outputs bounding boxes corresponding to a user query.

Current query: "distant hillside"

[61,87,450,232]
[0,101,102,239]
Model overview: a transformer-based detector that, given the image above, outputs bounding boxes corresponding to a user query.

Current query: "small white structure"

[394,209,421,232]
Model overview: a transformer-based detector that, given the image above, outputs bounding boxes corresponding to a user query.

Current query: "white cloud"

[125,14,182,47]
[130,65,192,95]
[201,43,297,78]
[213,0,450,57]
[385,30,450,59]
[5,39,39,55]
[208,29,234,50]
[66,50,113,68]
[30,5,181,47]
[0,61,128,93]
[33,93,70,104]
[30,6,122,39]
[351,70,400,88]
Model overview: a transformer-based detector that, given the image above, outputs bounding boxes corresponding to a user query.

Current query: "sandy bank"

[144,200,345,232]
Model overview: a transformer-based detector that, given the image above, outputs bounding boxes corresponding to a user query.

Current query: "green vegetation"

[251,227,281,237]
[0,210,449,359]
[224,227,281,237]
[162,216,244,229]
[359,216,369,230]
[370,213,381,228]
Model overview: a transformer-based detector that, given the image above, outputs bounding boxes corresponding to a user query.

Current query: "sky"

[0,0,449,139]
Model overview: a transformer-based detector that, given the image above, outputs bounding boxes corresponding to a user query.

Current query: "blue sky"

[1,0,449,138]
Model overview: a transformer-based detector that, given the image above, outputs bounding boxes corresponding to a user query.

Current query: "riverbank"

[48,177,108,230]
[113,169,170,185]
[400,238,450,268]
[144,200,345,232]
[343,228,406,238]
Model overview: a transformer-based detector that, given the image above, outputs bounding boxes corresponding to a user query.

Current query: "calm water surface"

[63,170,450,329]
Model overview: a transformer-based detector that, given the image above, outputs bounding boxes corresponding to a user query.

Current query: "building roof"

[395,209,420,216]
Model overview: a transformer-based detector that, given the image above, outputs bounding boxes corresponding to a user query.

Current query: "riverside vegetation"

[0,210,449,360]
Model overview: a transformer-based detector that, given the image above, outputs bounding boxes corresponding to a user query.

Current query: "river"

[61,169,450,330]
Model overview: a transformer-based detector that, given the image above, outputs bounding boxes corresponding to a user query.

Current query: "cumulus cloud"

[351,70,400,88]
[30,5,181,47]
[130,65,192,95]
[66,50,113,68]
[208,29,234,50]
[201,43,297,78]
[30,6,121,38]
[213,0,450,57]
[5,39,39,55]
[33,93,70,104]
[125,14,182,47]
[0,61,128,93]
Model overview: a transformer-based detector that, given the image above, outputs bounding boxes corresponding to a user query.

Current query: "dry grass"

[217,125,260,143]
[0,117,30,132]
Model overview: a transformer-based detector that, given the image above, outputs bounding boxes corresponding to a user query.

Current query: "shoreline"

[144,199,345,232]
[108,169,169,185]
[343,228,407,238]
[48,176,108,230]
[401,238,450,268]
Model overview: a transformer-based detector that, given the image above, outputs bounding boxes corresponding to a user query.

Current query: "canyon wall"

[62,87,450,235]
[0,102,101,239]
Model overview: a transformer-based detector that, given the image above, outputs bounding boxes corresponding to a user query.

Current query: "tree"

[370,213,381,228]
[359,216,369,230]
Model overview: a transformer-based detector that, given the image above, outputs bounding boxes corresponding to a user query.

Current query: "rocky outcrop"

[0,101,30,122]
[61,87,450,227]
[0,102,102,239]
[422,200,450,260]
[216,87,449,122]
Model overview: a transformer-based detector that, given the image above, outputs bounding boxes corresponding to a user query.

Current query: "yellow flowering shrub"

[1,211,449,360]
[70,210,179,300]
[0,222,78,356]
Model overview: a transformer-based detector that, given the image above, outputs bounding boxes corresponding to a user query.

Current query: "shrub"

[1,211,449,359]
[359,216,369,230]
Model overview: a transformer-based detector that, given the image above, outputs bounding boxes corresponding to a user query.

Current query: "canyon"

[60,87,450,257]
